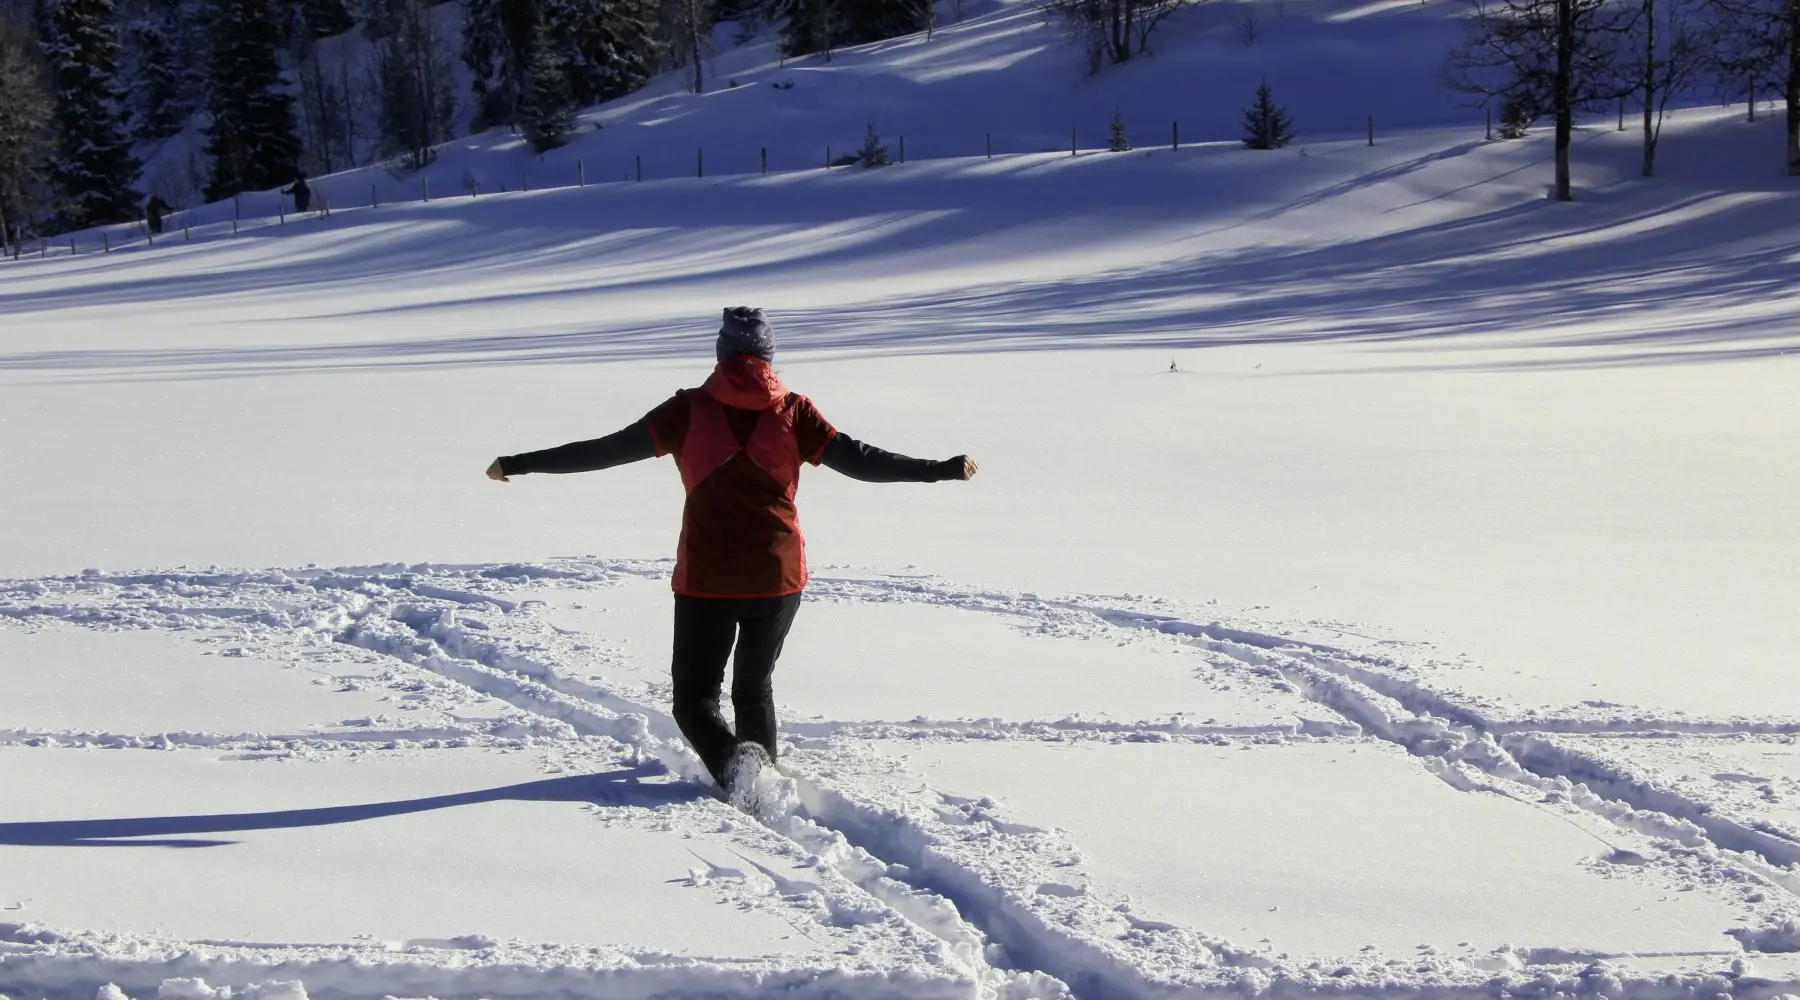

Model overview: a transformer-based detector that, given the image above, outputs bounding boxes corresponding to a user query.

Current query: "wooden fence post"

[1071,126,1077,157]
[70,237,76,255]
[1172,121,1178,150]
[102,231,110,252]
[698,148,704,177]
[826,145,831,168]
[183,223,189,243]
[372,184,378,208]
[423,177,430,202]
[1749,76,1758,122]
[761,147,767,174]
[578,159,586,186]
[278,198,286,225]
[636,155,642,181]
[1368,115,1374,146]
[1617,97,1624,130]
[1485,107,1492,140]
[471,179,479,197]
[986,133,991,158]
[900,136,905,163]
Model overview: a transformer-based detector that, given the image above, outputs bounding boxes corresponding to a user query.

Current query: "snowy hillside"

[116,0,1494,227]
[3,2,1800,998]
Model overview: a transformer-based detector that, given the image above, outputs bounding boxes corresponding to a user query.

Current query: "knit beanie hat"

[716,306,775,363]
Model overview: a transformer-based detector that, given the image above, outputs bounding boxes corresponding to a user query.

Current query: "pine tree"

[1240,79,1292,149]
[373,0,454,171]
[557,0,661,104]
[121,0,198,143]
[460,0,516,129]
[777,0,842,58]
[40,0,141,227]
[856,115,889,166]
[297,0,355,38]
[0,12,55,247]
[463,0,660,130]
[1495,92,1537,138]
[1108,108,1129,151]
[202,0,301,200]
[840,0,926,45]
[517,12,575,151]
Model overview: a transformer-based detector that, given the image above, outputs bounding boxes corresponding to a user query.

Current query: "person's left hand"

[950,456,979,480]
[486,459,509,482]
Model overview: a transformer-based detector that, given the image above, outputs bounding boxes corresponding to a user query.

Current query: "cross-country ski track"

[2,562,1797,1000]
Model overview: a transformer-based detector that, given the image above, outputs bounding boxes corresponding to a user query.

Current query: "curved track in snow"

[3,559,1798,1000]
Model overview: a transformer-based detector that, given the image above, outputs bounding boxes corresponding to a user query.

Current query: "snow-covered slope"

[125,0,1496,228]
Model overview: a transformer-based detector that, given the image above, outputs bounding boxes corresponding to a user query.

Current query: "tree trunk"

[688,0,704,94]
[1554,0,1574,200]
[1641,0,1655,176]
[1788,0,1800,174]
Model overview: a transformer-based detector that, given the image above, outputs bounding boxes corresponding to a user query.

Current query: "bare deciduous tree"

[1043,0,1197,73]
[1629,0,1703,174]
[1703,0,1800,174]
[1235,3,1261,44]
[1444,0,1636,199]
[373,0,456,172]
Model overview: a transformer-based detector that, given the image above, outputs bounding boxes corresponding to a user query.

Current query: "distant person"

[145,194,170,235]
[282,173,312,213]
[486,307,977,812]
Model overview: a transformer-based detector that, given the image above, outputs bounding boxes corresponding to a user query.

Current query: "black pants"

[670,592,803,785]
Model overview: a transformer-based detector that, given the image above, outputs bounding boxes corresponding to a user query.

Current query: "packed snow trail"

[3,560,1798,1000]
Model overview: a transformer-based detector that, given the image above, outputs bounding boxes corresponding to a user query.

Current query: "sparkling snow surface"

[3,3,1800,995]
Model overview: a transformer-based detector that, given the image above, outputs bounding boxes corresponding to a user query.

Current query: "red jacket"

[645,356,837,598]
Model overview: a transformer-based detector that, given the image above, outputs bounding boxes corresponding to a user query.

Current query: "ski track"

[3,558,1800,1000]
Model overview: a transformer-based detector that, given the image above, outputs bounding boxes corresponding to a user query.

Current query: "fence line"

[3,109,1623,263]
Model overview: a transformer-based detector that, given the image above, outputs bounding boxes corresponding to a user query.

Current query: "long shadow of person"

[0,764,700,848]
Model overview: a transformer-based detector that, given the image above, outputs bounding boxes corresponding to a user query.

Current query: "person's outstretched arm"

[486,421,657,482]
[819,432,977,483]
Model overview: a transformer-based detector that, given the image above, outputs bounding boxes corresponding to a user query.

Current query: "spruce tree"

[0,12,55,245]
[40,0,140,227]
[1108,109,1129,151]
[1240,79,1292,149]
[517,12,575,151]
[555,0,661,104]
[841,0,926,46]
[298,0,356,38]
[460,0,516,130]
[202,0,301,200]
[124,6,185,141]
[856,116,889,166]
[777,0,841,58]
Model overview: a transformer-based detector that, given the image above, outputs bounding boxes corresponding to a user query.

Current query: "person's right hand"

[950,456,978,480]
[486,459,509,482]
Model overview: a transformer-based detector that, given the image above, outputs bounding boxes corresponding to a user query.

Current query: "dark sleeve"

[819,433,961,483]
[498,420,657,476]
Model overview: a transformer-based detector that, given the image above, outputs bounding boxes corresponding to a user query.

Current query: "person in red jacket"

[487,307,976,808]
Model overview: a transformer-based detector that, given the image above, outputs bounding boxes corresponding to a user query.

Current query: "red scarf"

[702,355,786,411]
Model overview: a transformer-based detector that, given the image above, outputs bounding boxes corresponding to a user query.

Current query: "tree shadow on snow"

[0,764,700,849]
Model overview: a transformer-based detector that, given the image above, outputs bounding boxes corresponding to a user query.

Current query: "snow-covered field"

[4,0,1800,995]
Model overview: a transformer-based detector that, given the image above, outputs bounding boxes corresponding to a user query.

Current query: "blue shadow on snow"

[0,764,699,849]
